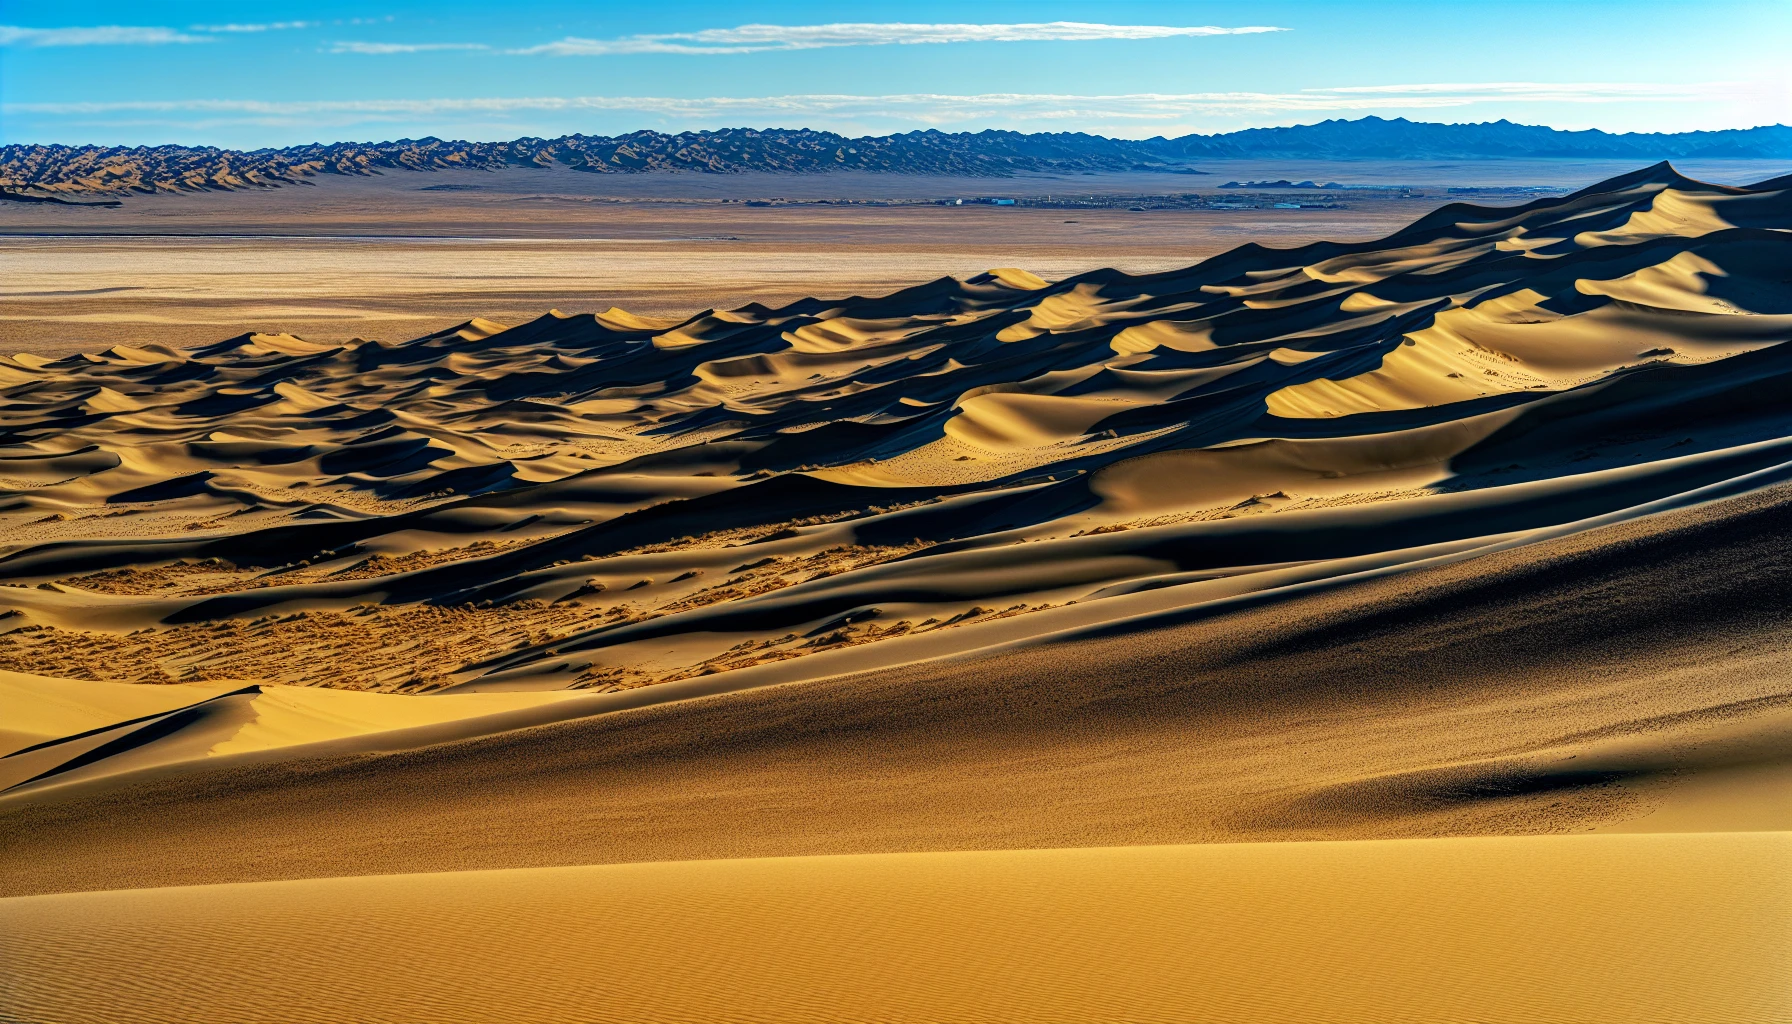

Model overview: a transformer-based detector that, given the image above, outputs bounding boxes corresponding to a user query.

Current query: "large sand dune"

[5,161,1792,1021]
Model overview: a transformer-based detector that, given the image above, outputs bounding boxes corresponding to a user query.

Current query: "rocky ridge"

[6,117,1791,195]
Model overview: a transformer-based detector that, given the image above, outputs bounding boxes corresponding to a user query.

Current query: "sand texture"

[5,835,1788,1024]
[5,160,1792,1021]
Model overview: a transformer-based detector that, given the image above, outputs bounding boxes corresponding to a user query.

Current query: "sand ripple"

[4,835,1788,1024]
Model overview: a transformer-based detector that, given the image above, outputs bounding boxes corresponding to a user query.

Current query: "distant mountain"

[5,117,1790,195]
[1160,117,1792,161]
[0,129,1178,194]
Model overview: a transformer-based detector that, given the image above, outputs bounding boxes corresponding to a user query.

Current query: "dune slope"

[1,162,1791,712]
[5,835,1788,1024]
[11,471,1792,897]
[6,163,1792,1022]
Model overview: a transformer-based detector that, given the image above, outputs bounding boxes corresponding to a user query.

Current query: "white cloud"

[1314,82,1741,103]
[0,24,212,46]
[513,21,1286,56]
[191,21,320,33]
[329,41,490,54]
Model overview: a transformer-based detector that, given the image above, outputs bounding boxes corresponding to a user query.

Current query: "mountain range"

[5,117,1792,195]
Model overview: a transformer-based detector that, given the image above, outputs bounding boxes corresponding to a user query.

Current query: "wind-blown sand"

[5,161,1792,1021]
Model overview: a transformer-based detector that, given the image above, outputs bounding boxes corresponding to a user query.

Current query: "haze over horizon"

[3,0,1788,149]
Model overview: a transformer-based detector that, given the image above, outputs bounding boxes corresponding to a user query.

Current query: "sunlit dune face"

[8,166,1792,1024]
[1,168,1790,700]
[1,164,1790,778]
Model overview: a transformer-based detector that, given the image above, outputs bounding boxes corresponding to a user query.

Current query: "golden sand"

[4,835,1787,1024]
[5,162,1792,1021]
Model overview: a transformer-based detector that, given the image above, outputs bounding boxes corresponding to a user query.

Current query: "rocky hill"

[4,117,1790,195]
[0,129,1187,195]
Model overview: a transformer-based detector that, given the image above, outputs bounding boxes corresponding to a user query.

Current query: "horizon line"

[7,113,1792,152]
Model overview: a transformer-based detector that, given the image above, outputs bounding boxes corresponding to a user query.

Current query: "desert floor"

[7,156,1780,355]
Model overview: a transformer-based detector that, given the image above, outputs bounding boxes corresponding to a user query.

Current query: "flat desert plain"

[4,159,1792,1023]
[6,157,1777,354]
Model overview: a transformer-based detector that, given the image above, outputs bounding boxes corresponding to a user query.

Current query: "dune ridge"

[1,164,1791,799]
[14,468,1792,893]
[0,163,1789,717]
[7,160,1792,1021]
[0,161,1788,823]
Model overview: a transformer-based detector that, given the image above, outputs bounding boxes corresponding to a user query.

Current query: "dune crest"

[1,162,1791,781]
[11,164,1792,1021]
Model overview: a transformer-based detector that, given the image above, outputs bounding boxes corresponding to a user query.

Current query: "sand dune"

[1,163,1789,709]
[6,161,1792,1020]
[0,673,591,792]
[5,835,1787,1024]
[14,470,1792,895]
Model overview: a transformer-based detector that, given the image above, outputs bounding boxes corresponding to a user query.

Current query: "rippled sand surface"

[6,836,1789,1024]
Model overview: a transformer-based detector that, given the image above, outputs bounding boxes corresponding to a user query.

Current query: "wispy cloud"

[329,41,489,54]
[191,21,320,33]
[6,85,1727,124]
[512,21,1286,56]
[0,24,212,47]
[1316,82,1738,102]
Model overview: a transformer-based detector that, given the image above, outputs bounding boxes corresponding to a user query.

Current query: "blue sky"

[3,1,1788,148]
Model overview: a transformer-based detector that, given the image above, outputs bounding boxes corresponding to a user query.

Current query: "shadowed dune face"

[11,165,1792,1022]
[3,163,1791,696]
[11,469,1792,898]
[2,163,1792,774]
